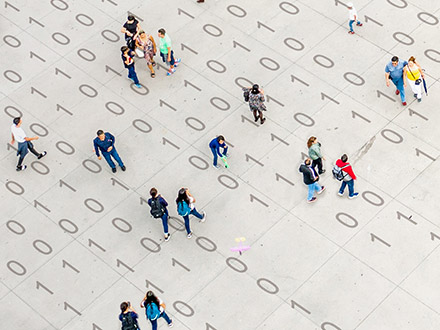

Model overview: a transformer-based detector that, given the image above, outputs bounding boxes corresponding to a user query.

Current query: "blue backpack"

[177,201,191,216]
[146,302,160,321]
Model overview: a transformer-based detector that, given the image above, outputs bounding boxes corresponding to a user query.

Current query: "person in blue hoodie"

[209,135,229,169]
[93,130,125,173]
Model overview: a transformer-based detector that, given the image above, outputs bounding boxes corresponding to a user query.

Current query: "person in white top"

[140,291,173,329]
[10,117,47,171]
[176,188,206,238]
[347,2,363,35]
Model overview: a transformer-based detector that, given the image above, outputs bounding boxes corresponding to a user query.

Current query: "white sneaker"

[187,232,193,239]
[200,211,206,223]
[338,192,344,197]
[164,233,170,241]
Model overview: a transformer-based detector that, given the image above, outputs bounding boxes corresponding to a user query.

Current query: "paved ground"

[1,0,440,329]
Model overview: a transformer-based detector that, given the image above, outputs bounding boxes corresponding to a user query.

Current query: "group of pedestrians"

[119,291,173,330]
[120,16,181,87]
[299,137,358,203]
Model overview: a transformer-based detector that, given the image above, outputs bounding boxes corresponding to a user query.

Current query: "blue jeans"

[391,77,406,102]
[307,182,322,201]
[349,20,361,32]
[160,50,175,66]
[127,65,139,85]
[102,147,124,169]
[339,179,355,197]
[161,211,169,234]
[150,311,172,330]
[183,208,203,234]
[210,146,228,166]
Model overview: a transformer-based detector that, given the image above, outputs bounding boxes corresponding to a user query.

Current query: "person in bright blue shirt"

[385,55,408,106]
[209,135,229,169]
[93,130,126,173]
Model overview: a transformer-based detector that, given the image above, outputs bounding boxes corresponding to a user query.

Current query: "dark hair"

[251,84,259,94]
[341,154,348,162]
[158,28,166,35]
[307,136,316,149]
[13,117,21,125]
[127,15,135,21]
[391,56,399,62]
[120,302,128,312]
[176,188,190,205]
[121,46,129,53]
[217,135,225,142]
[150,187,157,198]
[305,158,311,165]
[96,130,104,136]
[144,291,160,308]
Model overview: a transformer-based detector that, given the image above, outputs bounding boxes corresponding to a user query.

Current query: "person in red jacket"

[336,154,359,199]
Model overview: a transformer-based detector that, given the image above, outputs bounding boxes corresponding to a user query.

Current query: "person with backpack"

[242,84,267,124]
[176,188,206,238]
[148,188,170,241]
[334,154,359,199]
[209,135,229,169]
[140,291,173,329]
[299,158,325,203]
[307,136,325,174]
[119,301,140,330]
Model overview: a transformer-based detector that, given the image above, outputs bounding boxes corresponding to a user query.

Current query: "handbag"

[408,66,422,85]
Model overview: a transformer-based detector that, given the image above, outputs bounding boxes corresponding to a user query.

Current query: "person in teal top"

[307,136,325,174]
[157,28,181,76]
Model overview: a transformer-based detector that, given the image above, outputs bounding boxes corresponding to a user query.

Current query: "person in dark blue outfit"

[209,135,229,169]
[93,130,126,173]
[148,188,171,241]
[121,46,141,88]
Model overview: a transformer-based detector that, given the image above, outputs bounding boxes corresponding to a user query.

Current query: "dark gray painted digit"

[58,219,79,234]
[56,141,75,155]
[3,70,22,83]
[279,1,300,15]
[33,239,53,255]
[257,278,279,294]
[226,257,248,273]
[3,35,21,48]
[392,32,414,45]
[234,76,253,89]
[173,301,194,317]
[132,119,152,133]
[313,54,334,68]
[82,159,102,173]
[79,84,98,98]
[6,220,26,235]
[140,237,161,253]
[206,60,227,73]
[84,198,104,213]
[386,0,407,8]
[227,5,247,17]
[4,105,23,118]
[29,123,49,137]
[51,0,68,10]
[130,83,149,95]
[417,12,439,25]
[210,97,230,111]
[335,212,358,228]
[217,174,239,189]
[168,216,185,232]
[101,29,120,42]
[105,101,125,115]
[284,37,304,51]
[188,155,209,170]
[112,217,132,233]
[185,117,205,131]
[75,13,94,26]
[6,181,25,195]
[424,49,440,63]
[293,112,315,127]
[381,128,403,144]
[259,57,280,71]
[77,48,96,61]
[202,24,223,37]
[195,236,217,252]
[361,191,385,206]
[30,161,50,175]
[7,260,26,276]
[52,32,70,45]
[343,72,365,86]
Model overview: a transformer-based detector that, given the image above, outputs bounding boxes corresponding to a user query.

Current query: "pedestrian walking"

[176,188,206,238]
[121,46,142,88]
[148,188,170,241]
[385,56,408,106]
[406,56,425,103]
[10,117,47,171]
[307,136,325,174]
[299,158,325,203]
[119,301,140,330]
[347,2,362,34]
[209,135,229,169]
[335,154,359,199]
[242,84,267,124]
[157,28,181,76]
[136,31,157,78]
[140,291,173,329]
[121,15,141,51]
[93,130,126,173]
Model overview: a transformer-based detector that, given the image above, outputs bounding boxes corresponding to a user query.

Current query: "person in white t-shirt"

[10,117,47,171]
[176,188,206,238]
[140,291,173,329]
[347,2,362,35]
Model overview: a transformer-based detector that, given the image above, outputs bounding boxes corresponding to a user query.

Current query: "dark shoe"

[414,94,417,98]
[317,186,326,195]
[38,151,47,159]
[197,0,204,2]
[356,23,363,26]
[121,166,126,171]
[395,89,400,95]
[260,118,266,124]
[417,98,422,103]
[254,116,260,122]
[402,102,407,106]
[307,197,317,203]
[348,31,354,34]
[112,168,117,173]
[319,169,326,174]
[16,165,27,171]
[349,193,359,199]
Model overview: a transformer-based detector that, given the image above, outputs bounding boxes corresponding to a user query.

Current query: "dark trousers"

[125,36,135,51]
[17,141,40,168]
[127,65,139,85]
[312,158,323,174]
[102,147,124,169]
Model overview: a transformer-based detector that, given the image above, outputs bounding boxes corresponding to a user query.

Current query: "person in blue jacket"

[93,130,126,173]
[209,135,229,169]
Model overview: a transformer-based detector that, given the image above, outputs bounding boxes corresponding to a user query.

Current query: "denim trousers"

[210,146,228,166]
[183,208,203,234]
[161,211,169,234]
[127,65,139,85]
[102,148,124,169]
[349,19,361,32]
[391,77,406,102]
[339,179,355,197]
[150,311,172,330]
[307,182,322,200]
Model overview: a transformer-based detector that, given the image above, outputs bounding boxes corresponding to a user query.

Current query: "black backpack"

[243,89,250,102]
[121,312,138,330]
[150,197,165,218]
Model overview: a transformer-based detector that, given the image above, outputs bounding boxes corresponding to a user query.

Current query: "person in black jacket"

[299,158,325,203]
